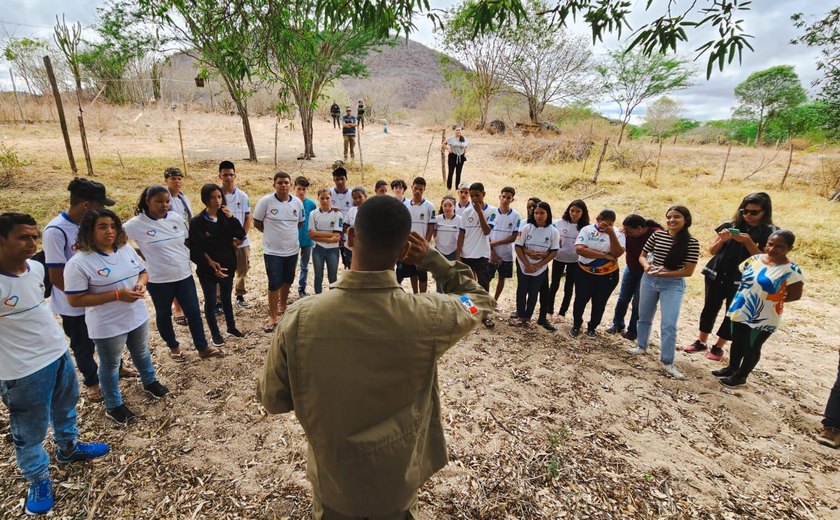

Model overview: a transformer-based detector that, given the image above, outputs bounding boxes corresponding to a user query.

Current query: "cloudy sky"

[0,0,828,122]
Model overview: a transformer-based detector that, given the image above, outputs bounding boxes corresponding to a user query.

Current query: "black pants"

[61,314,99,387]
[572,269,619,332]
[340,245,352,269]
[824,351,840,428]
[699,278,738,340]
[358,115,365,129]
[726,322,773,378]
[516,264,546,320]
[331,115,339,128]
[463,257,491,292]
[546,261,577,316]
[447,153,465,190]
[199,273,235,338]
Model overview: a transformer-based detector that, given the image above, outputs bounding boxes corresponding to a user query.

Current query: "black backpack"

[30,250,53,298]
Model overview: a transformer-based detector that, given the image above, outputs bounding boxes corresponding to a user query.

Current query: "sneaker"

[482,317,495,329]
[707,346,724,361]
[661,363,685,380]
[569,328,581,338]
[683,340,707,353]
[211,333,225,346]
[56,441,111,464]
[105,404,136,424]
[711,367,735,377]
[143,381,170,400]
[494,305,505,313]
[537,319,557,332]
[719,375,747,387]
[25,479,53,515]
[236,296,250,308]
[508,310,518,319]
[585,330,597,339]
[817,426,840,449]
[626,346,647,356]
[227,328,246,338]
[622,332,637,341]
[606,325,624,335]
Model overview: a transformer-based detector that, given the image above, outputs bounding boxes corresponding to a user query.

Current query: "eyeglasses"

[740,208,763,216]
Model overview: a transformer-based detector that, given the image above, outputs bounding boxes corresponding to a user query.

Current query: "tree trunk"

[617,119,628,146]
[231,94,257,162]
[299,105,315,159]
[780,134,793,188]
[151,61,161,102]
[528,98,539,125]
[43,56,76,173]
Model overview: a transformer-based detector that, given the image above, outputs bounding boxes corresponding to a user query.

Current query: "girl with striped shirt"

[627,206,700,380]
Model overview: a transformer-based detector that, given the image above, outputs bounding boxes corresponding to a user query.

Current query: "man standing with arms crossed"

[257,196,493,519]
[218,161,253,308]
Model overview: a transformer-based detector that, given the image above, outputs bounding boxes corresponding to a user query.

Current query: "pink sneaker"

[683,340,707,353]
[707,346,724,361]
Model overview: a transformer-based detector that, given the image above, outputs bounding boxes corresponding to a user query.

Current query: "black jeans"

[572,269,619,332]
[331,114,339,128]
[699,278,738,340]
[726,322,773,378]
[199,273,235,338]
[61,314,99,387]
[147,275,208,352]
[447,153,465,190]
[546,261,577,316]
[516,264,546,320]
[824,351,840,428]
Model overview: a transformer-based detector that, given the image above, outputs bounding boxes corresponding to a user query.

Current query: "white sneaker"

[626,346,647,356]
[660,363,685,380]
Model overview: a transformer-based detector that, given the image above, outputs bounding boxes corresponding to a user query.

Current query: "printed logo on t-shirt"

[420,214,425,221]
[96,267,111,277]
[270,208,278,215]
[468,216,475,223]
[293,209,298,216]
[4,295,19,307]
[146,230,157,237]
[459,295,479,315]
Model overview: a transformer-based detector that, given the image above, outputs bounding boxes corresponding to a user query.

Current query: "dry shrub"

[0,142,28,187]
[790,138,811,151]
[608,145,655,176]
[497,138,594,164]
[813,157,840,200]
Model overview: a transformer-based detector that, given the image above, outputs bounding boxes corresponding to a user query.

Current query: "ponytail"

[135,185,169,215]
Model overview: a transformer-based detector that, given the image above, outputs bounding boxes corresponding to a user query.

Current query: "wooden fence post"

[440,129,446,185]
[78,116,93,176]
[274,120,278,167]
[177,119,187,176]
[592,137,609,184]
[719,142,733,184]
[43,55,77,173]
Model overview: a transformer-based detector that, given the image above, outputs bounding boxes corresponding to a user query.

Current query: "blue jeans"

[636,274,686,365]
[92,321,158,410]
[0,350,79,482]
[147,275,208,352]
[312,245,339,294]
[298,245,313,295]
[612,267,644,335]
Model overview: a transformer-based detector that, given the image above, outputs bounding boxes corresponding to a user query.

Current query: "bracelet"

[114,290,120,302]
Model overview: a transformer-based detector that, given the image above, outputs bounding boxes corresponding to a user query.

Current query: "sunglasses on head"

[740,208,763,216]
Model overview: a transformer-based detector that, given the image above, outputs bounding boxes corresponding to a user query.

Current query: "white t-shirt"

[434,214,461,256]
[455,201,471,217]
[0,260,68,380]
[124,211,192,283]
[346,206,359,251]
[553,218,582,263]
[488,208,521,262]
[64,247,149,339]
[330,187,354,222]
[459,203,496,259]
[405,199,436,238]
[309,208,343,249]
[224,187,251,248]
[516,223,560,276]
[574,224,626,275]
[42,212,84,317]
[169,191,194,221]
[253,193,305,257]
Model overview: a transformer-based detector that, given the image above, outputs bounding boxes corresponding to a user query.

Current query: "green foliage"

[792,8,840,137]
[734,65,807,144]
[1,37,62,95]
[644,96,683,137]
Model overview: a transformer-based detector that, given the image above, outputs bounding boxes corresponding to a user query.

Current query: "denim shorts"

[264,254,298,291]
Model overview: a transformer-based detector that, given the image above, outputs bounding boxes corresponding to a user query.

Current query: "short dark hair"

[527,197,541,205]
[0,212,37,238]
[294,176,310,188]
[469,182,484,193]
[770,229,796,248]
[219,160,235,172]
[528,201,553,227]
[596,208,617,222]
[75,209,128,252]
[501,186,516,196]
[333,167,347,179]
[354,195,411,258]
[200,183,226,206]
[273,171,291,183]
[412,176,426,186]
[375,180,388,190]
[390,179,407,190]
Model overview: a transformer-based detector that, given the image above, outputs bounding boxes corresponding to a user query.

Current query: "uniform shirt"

[341,115,357,136]
[64,247,148,340]
[575,224,626,275]
[642,230,700,270]
[434,214,461,256]
[405,199,436,238]
[257,248,494,518]
[330,187,354,222]
[124,211,192,283]
[727,255,804,332]
[0,261,68,380]
[345,206,359,251]
[309,208,343,249]
[298,197,317,248]
[488,208,521,262]
[552,218,582,264]
[253,194,305,257]
[42,212,84,317]
[224,187,251,248]
[515,223,560,276]
[168,191,193,222]
[459,203,496,259]
[455,201,470,217]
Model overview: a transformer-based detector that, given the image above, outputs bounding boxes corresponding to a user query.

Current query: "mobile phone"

[727,228,741,234]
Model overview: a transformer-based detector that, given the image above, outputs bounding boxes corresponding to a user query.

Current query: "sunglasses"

[740,208,763,216]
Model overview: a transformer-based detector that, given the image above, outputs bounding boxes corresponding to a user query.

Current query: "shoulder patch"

[459,295,479,315]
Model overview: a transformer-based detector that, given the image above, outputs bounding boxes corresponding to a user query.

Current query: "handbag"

[701,253,722,281]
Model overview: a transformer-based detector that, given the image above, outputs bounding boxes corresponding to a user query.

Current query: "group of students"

[2,161,839,515]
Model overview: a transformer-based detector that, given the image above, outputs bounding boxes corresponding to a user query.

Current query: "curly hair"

[74,209,128,252]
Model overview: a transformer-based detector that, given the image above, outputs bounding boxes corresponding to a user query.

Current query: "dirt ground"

[1,108,839,519]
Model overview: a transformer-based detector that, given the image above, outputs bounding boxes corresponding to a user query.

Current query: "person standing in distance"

[218,161,253,308]
[444,127,469,191]
[357,99,366,130]
[341,107,357,161]
[257,196,493,519]
[0,213,110,516]
[330,100,341,129]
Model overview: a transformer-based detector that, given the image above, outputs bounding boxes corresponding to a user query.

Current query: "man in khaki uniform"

[257,195,493,519]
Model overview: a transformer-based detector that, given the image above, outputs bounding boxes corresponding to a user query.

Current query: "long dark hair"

[732,192,773,228]
[135,185,170,215]
[528,201,553,227]
[75,209,128,252]
[623,214,662,231]
[563,199,590,230]
[663,205,693,270]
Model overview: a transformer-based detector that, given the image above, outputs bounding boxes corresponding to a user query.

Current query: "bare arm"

[48,267,65,291]
[785,281,804,302]
[456,229,465,262]
[476,208,491,236]
[254,219,265,233]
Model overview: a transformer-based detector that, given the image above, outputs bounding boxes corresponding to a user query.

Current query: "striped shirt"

[642,230,700,270]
